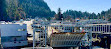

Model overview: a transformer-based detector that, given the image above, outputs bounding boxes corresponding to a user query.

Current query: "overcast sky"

[44,0,111,14]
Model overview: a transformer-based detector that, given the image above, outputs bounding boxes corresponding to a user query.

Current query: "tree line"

[62,8,111,21]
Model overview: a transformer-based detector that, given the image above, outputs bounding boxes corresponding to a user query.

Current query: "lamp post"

[33,28,35,49]
[61,18,63,24]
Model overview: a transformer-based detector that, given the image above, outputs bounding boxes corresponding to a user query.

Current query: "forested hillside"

[18,0,55,18]
[0,0,55,21]
[63,8,111,21]
[0,0,7,21]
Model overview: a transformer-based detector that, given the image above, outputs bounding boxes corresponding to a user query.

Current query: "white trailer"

[0,24,28,47]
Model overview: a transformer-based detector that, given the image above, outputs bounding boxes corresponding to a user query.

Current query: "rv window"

[18,29,26,31]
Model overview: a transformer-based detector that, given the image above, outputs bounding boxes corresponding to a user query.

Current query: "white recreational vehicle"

[0,24,28,48]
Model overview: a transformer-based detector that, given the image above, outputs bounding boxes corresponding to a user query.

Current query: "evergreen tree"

[55,8,63,20]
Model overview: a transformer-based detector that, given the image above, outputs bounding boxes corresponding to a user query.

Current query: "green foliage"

[0,0,7,21]
[63,10,97,19]
[63,9,111,21]
[0,0,55,21]
[18,0,55,18]
[55,8,63,20]
[6,0,25,21]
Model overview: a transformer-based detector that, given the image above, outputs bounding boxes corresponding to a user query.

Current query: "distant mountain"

[18,0,55,18]
[0,0,55,21]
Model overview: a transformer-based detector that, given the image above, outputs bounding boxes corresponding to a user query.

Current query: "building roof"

[52,32,86,34]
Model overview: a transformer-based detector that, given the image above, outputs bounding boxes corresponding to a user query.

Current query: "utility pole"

[61,18,63,24]
[33,28,35,49]
[45,26,47,47]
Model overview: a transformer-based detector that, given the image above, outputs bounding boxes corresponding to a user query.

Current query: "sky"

[44,0,111,14]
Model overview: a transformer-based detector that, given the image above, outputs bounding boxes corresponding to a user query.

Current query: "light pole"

[61,18,63,24]
[33,28,35,49]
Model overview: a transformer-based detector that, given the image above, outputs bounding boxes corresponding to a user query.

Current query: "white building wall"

[0,24,27,36]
